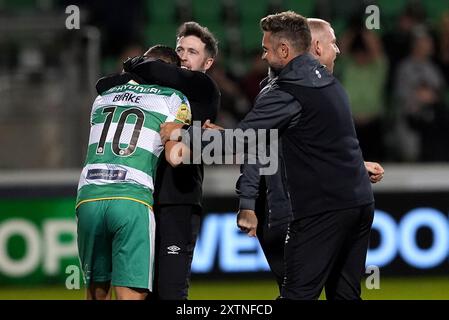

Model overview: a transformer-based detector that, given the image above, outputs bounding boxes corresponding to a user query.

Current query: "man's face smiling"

[261,32,285,74]
[176,35,213,72]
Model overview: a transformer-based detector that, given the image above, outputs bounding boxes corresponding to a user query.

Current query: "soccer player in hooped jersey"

[76,46,191,300]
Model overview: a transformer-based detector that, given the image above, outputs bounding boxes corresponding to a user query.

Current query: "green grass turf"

[190,277,449,300]
[0,277,448,300]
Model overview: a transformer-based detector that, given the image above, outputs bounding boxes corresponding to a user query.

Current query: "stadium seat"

[206,23,228,50]
[422,0,449,23]
[330,18,347,39]
[147,0,176,24]
[240,22,263,54]
[144,23,178,47]
[284,0,315,17]
[238,0,270,20]
[3,0,37,11]
[376,0,408,18]
[191,0,222,23]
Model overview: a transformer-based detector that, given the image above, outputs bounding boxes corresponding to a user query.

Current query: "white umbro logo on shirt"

[315,70,322,79]
[167,245,181,254]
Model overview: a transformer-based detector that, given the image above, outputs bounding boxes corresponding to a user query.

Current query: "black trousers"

[281,203,374,300]
[152,204,201,300]
[255,197,288,294]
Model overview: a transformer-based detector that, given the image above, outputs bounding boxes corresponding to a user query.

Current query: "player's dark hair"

[144,45,181,66]
[260,11,311,53]
[176,21,218,58]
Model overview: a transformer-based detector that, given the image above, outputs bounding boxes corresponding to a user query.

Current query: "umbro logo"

[167,245,181,254]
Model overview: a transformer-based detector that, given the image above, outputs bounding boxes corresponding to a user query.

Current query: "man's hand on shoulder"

[123,55,146,72]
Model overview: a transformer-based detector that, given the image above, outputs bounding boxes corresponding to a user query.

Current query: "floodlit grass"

[0,277,448,300]
[189,279,279,300]
[190,277,449,300]
[0,286,84,300]
[360,277,449,300]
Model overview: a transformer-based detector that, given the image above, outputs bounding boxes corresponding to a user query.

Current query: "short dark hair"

[144,45,181,66]
[176,21,218,58]
[260,11,311,53]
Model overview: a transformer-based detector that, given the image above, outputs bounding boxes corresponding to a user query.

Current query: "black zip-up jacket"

[236,53,373,222]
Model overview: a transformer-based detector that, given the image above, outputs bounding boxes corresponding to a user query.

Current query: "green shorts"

[76,199,155,290]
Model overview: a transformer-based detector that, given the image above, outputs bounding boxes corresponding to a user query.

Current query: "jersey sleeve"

[166,92,192,125]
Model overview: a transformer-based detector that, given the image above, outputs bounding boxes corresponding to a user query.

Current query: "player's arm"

[163,92,193,167]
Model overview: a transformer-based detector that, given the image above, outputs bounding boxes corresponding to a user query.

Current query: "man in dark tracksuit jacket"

[237,17,384,296]
[161,12,374,300]
[235,54,374,298]
[240,13,374,300]
[274,54,374,299]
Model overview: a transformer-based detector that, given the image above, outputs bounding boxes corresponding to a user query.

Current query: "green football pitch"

[0,277,448,300]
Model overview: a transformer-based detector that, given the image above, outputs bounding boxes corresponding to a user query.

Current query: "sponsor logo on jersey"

[86,169,127,180]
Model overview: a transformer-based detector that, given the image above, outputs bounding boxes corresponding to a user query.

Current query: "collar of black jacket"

[277,53,334,88]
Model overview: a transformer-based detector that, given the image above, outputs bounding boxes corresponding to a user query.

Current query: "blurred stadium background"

[1,0,449,300]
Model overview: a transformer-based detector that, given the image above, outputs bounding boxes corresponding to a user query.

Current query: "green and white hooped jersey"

[76,82,191,209]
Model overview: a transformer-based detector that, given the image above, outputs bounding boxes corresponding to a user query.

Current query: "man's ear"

[203,57,214,71]
[278,41,290,59]
[313,40,322,57]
